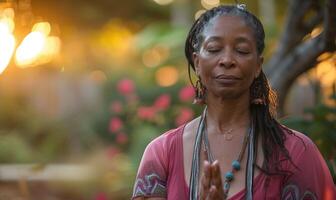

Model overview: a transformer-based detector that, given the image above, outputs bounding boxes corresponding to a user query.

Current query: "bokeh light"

[95,20,134,65]
[315,60,336,86]
[142,45,170,68]
[317,52,332,62]
[155,66,178,87]
[152,0,174,6]
[15,31,46,67]
[0,29,15,74]
[42,36,61,56]
[194,9,206,20]
[0,8,15,74]
[32,22,51,35]
[201,0,220,10]
[311,27,322,38]
[1,7,15,19]
[15,21,61,68]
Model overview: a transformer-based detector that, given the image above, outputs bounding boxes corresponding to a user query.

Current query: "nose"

[219,50,235,68]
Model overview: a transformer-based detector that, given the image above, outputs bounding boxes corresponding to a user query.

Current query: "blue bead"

[225,171,234,181]
[232,160,241,170]
[224,182,230,190]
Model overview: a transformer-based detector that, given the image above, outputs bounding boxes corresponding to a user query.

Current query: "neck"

[205,93,250,134]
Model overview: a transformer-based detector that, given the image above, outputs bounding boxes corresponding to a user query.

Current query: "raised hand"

[200,160,212,200]
[200,160,226,200]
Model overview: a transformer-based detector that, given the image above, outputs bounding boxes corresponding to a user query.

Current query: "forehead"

[203,15,256,43]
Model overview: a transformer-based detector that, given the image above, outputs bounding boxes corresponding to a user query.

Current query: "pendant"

[224,129,233,141]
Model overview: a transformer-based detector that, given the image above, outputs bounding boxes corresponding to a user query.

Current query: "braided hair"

[185,5,294,176]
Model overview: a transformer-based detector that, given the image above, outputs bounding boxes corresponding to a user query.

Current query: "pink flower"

[137,106,156,120]
[106,146,120,158]
[110,100,123,113]
[95,192,108,200]
[117,78,135,96]
[109,117,123,133]
[179,86,195,102]
[154,94,171,111]
[175,108,194,126]
[116,133,128,144]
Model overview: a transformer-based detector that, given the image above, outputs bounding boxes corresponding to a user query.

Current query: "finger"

[209,185,219,199]
[200,160,211,200]
[211,160,225,196]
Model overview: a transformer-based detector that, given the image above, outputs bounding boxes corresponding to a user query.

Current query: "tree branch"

[265,0,318,71]
[265,0,336,115]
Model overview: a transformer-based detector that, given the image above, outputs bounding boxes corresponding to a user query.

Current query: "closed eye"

[236,49,250,54]
[207,48,221,53]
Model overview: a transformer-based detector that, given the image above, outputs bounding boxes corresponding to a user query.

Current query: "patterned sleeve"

[132,135,168,199]
[281,136,336,200]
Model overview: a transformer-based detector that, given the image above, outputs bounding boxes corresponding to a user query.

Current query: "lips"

[215,74,241,80]
[214,74,241,85]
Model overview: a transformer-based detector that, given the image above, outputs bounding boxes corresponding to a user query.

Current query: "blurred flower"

[176,108,194,126]
[106,146,121,158]
[110,100,123,113]
[109,117,123,133]
[137,106,157,120]
[116,132,128,144]
[95,192,108,200]
[154,94,171,111]
[179,86,195,102]
[117,78,135,96]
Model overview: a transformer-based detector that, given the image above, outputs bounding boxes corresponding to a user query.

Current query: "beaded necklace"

[202,117,250,199]
[189,107,255,200]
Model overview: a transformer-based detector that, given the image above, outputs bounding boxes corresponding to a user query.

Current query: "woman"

[132,4,336,200]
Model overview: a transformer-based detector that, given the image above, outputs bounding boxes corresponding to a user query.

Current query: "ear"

[193,52,200,76]
[255,56,263,78]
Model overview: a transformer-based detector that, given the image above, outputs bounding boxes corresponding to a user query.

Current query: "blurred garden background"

[0,0,335,199]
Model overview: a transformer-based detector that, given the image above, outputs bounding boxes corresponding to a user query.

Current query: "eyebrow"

[204,35,252,44]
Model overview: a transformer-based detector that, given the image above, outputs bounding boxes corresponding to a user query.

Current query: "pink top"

[132,125,336,199]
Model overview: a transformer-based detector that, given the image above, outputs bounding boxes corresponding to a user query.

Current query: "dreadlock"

[184,5,294,176]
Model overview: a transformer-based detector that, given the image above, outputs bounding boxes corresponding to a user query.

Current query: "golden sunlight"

[195,10,206,20]
[311,27,322,38]
[0,29,15,74]
[15,20,61,68]
[15,31,46,67]
[201,0,220,10]
[142,45,170,68]
[315,60,336,87]
[0,11,15,74]
[155,66,178,87]
[94,20,134,65]
[32,22,51,35]
[153,0,174,6]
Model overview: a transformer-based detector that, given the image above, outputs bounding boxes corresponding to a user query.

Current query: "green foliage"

[0,133,33,163]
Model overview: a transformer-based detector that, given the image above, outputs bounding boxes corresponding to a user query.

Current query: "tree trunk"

[265,0,336,116]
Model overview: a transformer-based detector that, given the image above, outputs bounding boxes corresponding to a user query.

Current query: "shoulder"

[141,124,186,164]
[281,125,320,164]
[282,126,316,152]
[145,125,185,152]
[136,125,185,175]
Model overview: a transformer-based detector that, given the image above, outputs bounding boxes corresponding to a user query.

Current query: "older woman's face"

[193,15,263,100]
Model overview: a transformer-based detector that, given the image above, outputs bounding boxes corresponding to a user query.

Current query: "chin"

[215,90,242,100]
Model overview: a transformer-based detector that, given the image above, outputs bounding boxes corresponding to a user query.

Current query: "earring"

[250,77,266,105]
[193,78,206,105]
